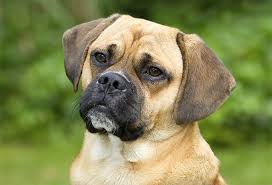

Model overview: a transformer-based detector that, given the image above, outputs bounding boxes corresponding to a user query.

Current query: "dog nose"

[97,72,128,92]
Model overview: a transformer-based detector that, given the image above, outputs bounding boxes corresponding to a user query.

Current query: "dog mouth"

[80,103,145,141]
[79,78,144,141]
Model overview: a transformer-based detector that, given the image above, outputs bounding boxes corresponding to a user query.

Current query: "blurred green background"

[1,0,271,185]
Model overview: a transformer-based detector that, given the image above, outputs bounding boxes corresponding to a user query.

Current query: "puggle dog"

[62,14,236,185]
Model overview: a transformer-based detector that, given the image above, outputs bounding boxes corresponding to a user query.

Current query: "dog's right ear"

[62,14,121,92]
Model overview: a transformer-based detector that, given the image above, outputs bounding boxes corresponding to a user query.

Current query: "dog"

[62,14,236,185]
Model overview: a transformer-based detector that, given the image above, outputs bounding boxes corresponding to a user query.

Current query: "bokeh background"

[1,0,272,185]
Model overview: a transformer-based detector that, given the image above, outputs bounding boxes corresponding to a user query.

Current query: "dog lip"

[88,104,113,119]
[92,104,108,112]
[96,104,107,108]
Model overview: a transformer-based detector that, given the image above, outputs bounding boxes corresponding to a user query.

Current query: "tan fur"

[69,15,228,185]
[71,124,224,185]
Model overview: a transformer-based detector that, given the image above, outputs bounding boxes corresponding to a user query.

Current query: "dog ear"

[62,14,121,91]
[175,33,236,124]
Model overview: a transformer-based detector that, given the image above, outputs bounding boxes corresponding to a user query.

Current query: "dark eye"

[93,52,107,64]
[148,66,162,77]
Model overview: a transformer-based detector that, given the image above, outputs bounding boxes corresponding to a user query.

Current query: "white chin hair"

[88,110,118,132]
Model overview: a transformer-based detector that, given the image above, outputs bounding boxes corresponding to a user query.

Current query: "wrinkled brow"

[107,44,117,58]
[138,53,153,68]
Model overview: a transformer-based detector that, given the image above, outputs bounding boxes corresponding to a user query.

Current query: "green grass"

[0,142,271,185]
[215,144,272,185]
[0,142,80,185]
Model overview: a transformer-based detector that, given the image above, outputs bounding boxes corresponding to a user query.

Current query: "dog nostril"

[98,73,127,91]
[112,81,119,89]
[98,76,109,84]
[104,77,109,84]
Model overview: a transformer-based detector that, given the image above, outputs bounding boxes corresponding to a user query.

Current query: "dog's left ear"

[175,33,236,124]
[62,14,121,91]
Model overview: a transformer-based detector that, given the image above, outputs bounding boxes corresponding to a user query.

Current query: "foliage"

[0,0,90,143]
[1,0,272,146]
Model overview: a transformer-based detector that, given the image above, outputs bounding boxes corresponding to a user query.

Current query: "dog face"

[63,14,236,141]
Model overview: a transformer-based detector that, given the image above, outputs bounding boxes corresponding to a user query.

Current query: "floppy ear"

[175,33,236,124]
[62,14,121,91]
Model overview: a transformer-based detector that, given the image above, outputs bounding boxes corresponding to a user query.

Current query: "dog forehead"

[92,15,183,72]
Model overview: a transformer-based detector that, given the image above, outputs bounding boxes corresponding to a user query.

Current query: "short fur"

[62,14,235,185]
[175,33,236,124]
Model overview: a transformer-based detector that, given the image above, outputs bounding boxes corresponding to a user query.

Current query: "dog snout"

[97,72,128,93]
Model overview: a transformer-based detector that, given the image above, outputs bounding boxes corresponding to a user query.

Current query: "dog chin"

[87,106,118,133]
[84,105,144,141]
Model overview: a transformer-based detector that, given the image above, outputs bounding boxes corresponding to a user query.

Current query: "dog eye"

[147,66,162,77]
[93,52,107,64]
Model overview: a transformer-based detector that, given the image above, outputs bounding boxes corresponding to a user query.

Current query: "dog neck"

[79,122,200,163]
[71,123,221,185]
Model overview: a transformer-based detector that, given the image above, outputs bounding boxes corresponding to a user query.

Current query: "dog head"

[63,14,236,141]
